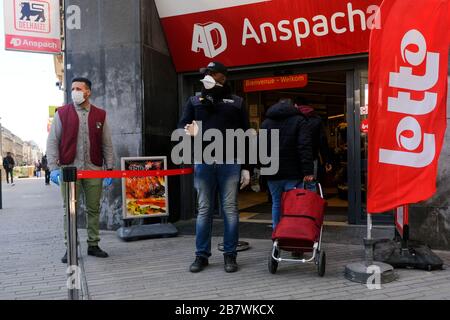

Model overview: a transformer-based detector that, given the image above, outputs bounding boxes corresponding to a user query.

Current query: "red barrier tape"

[77,168,194,179]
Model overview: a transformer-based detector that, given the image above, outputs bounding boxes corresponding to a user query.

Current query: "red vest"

[58,104,106,167]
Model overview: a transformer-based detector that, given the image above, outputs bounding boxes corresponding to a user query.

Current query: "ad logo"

[15,0,51,33]
[192,22,227,58]
[10,38,22,47]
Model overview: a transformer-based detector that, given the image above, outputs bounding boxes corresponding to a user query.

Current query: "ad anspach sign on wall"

[154,0,383,72]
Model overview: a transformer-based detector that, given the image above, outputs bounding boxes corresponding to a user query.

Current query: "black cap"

[199,61,228,75]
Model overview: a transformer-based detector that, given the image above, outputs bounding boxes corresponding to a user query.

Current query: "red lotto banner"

[367,0,449,213]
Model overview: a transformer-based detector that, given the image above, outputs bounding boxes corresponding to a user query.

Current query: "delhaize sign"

[367,0,449,213]
[3,0,61,54]
[154,0,383,72]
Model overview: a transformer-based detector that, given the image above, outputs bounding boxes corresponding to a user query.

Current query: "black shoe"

[87,246,109,258]
[224,254,238,273]
[189,256,208,273]
[61,251,67,264]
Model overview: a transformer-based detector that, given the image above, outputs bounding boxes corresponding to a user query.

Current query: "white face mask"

[200,75,223,90]
[71,90,86,105]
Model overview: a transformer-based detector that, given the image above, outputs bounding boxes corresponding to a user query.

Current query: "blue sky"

[0,3,63,152]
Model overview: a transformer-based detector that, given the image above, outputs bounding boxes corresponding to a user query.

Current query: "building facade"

[1,126,42,180]
[63,0,450,248]
[22,141,43,166]
[1,127,24,165]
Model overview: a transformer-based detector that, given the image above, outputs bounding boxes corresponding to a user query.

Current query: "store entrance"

[235,70,349,224]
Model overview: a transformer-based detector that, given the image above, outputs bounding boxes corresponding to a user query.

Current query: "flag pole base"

[344,238,396,284]
[344,261,396,284]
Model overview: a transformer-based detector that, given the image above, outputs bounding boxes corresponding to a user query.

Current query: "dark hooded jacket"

[3,155,15,171]
[297,105,330,165]
[260,100,313,180]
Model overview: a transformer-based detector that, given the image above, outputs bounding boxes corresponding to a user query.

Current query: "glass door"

[353,68,394,224]
[359,70,369,222]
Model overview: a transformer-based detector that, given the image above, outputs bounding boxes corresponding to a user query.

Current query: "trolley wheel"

[268,248,279,274]
[317,250,326,277]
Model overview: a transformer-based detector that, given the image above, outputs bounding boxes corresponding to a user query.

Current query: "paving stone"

[2,179,450,300]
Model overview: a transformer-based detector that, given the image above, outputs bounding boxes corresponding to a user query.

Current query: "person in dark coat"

[261,98,314,229]
[3,152,15,185]
[41,155,50,185]
[35,160,42,178]
[294,97,332,190]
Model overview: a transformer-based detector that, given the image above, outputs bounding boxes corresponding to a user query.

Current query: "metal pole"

[367,212,372,240]
[401,205,409,250]
[63,166,79,300]
[364,213,374,266]
[345,210,396,283]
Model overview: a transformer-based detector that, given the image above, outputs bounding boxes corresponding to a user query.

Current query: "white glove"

[184,120,199,137]
[240,170,250,190]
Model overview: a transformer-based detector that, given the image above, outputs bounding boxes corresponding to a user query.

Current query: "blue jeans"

[267,179,301,229]
[299,181,317,192]
[194,163,241,258]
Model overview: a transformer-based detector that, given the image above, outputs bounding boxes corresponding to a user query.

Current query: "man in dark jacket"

[294,97,332,188]
[261,98,314,229]
[41,154,50,185]
[3,152,15,185]
[178,62,251,273]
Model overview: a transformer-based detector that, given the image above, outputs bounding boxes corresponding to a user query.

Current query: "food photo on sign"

[121,157,169,219]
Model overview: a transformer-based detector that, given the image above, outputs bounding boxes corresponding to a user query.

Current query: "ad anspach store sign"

[155,0,383,72]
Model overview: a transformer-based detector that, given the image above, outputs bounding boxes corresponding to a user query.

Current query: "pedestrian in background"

[35,160,42,178]
[41,154,50,185]
[294,97,332,190]
[2,152,15,186]
[46,77,114,264]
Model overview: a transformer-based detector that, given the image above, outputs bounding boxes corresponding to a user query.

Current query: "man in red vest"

[46,77,114,264]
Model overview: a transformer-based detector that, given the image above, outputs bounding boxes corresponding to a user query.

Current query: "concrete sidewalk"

[0,178,67,300]
[1,178,450,300]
